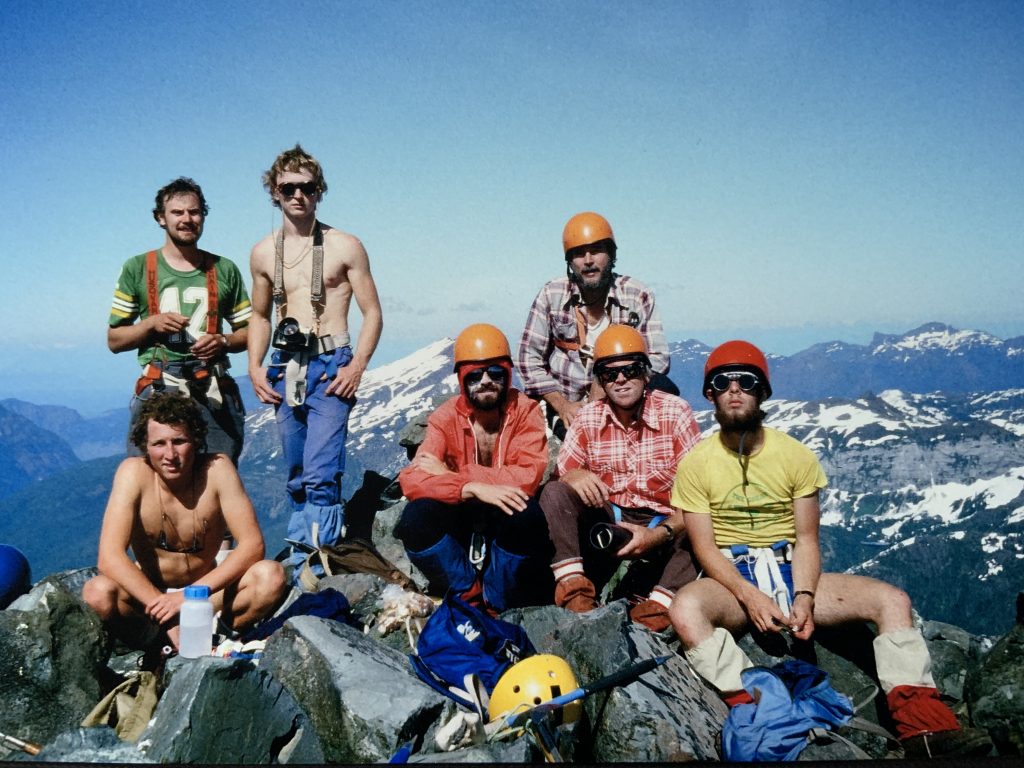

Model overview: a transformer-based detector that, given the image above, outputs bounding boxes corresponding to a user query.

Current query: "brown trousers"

[540,480,697,596]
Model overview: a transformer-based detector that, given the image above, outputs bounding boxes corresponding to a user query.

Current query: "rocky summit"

[0,475,1022,764]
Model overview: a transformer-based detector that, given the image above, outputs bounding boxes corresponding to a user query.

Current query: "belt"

[721,542,792,564]
[315,331,351,355]
[155,359,231,379]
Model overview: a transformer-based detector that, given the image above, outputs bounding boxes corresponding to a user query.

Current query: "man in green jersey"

[109,178,252,463]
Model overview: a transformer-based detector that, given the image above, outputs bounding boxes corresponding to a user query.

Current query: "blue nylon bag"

[722,659,855,761]
[410,592,535,708]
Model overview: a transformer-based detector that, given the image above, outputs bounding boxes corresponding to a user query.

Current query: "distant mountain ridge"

[1,322,1021,634]
[667,322,1024,407]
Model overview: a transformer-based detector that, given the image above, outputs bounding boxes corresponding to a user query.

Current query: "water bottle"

[178,585,213,658]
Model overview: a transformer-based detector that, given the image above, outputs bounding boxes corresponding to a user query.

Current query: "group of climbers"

[394,211,990,758]
[18,144,981,760]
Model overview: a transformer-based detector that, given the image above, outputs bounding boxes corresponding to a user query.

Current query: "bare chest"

[472,424,498,467]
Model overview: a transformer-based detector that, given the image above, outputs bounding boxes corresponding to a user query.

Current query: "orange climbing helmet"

[562,212,615,256]
[593,324,649,366]
[453,323,513,396]
[453,323,511,369]
[703,340,772,398]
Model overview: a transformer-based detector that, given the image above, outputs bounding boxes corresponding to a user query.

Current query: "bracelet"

[794,590,815,600]
[656,522,675,542]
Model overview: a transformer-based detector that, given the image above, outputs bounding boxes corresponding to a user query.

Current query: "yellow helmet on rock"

[488,654,582,724]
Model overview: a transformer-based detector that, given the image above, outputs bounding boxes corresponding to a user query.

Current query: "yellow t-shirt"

[671,427,828,547]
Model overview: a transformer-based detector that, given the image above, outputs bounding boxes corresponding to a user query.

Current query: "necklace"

[276,217,318,269]
[154,471,204,556]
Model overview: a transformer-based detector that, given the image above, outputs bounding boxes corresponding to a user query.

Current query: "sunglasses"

[710,372,760,393]
[464,364,508,386]
[594,360,647,385]
[277,181,319,197]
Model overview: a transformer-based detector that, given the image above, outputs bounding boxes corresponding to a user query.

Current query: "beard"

[714,404,765,433]
[467,385,506,411]
[166,226,201,248]
[568,262,614,294]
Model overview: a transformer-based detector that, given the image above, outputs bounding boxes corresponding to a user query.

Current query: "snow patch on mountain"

[875,467,1024,537]
[872,326,1001,356]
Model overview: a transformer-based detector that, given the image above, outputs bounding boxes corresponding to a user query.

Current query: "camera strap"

[273,221,325,329]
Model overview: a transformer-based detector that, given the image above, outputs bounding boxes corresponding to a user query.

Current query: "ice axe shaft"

[504,654,671,729]
[1,732,41,756]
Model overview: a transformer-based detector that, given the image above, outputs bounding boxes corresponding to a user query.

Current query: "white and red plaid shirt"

[516,274,670,401]
[556,389,700,516]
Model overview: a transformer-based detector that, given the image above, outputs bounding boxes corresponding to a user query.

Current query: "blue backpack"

[722,659,855,761]
[410,593,535,708]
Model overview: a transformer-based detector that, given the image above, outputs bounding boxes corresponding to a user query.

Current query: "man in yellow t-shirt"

[668,341,990,759]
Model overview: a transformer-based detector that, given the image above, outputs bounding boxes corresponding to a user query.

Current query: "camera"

[272,317,312,352]
[589,522,632,551]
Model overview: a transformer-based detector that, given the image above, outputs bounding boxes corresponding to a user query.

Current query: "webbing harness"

[725,540,793,614]
[139,250,225,404]
[273,221,324,332]
[608,502,666,529]
[552,306,591,356]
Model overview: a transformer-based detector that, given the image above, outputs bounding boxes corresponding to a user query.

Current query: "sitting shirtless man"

[83,393,286,649]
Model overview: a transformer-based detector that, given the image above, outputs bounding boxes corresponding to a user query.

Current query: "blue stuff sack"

[722,659,854,761]
[410,592,535,708]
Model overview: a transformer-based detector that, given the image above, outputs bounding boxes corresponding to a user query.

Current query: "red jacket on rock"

[399,389,548,504]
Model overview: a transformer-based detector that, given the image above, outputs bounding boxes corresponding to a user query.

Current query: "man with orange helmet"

[397,324,553,614]
[669,340,991,759]
[517,212,675,439]
[539,324,700,632]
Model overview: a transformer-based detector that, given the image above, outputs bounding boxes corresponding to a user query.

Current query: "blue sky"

[1,1,1021,414]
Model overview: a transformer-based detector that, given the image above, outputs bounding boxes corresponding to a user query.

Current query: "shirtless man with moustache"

[82,394,286,648]
[247,145,383,582]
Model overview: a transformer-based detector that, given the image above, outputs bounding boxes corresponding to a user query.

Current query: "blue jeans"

[269,346,355,578]
[269,346,355,509]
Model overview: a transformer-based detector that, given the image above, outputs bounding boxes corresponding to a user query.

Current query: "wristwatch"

[656,521,675,543]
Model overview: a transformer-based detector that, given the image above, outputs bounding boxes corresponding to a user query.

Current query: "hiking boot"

[628,599,672,632]
[554,574,598,613]
[902,727,993,759]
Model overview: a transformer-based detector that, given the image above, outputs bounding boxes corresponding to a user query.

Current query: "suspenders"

[272,221,324,331]
[144,249,218,335]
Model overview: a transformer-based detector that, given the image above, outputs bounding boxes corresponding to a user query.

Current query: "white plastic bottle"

[178,585,214,658]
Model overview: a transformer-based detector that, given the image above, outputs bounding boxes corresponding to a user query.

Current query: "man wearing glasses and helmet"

[517,212,676,440]
[669,341,992,759]
[396,324,553,615]
[540,324,700,632]
[247,145,383,584]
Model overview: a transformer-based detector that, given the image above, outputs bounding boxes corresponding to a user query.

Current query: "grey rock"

[140,656,323,764]
[510,601,722,761]
[965,609,1024,756]
[261,615,447,762]
[406,738,535,763]
[0,576,108,748]
[27,726,151,763]
[372,499,428,591]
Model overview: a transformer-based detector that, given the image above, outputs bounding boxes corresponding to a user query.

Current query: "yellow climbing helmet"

[488,654,582,723]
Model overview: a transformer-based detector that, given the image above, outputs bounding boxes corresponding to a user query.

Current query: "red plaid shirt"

[556,390,700,516]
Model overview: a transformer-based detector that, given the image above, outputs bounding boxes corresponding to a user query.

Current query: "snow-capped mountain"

[2,323,1021,634]
[669,322,1024,408]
